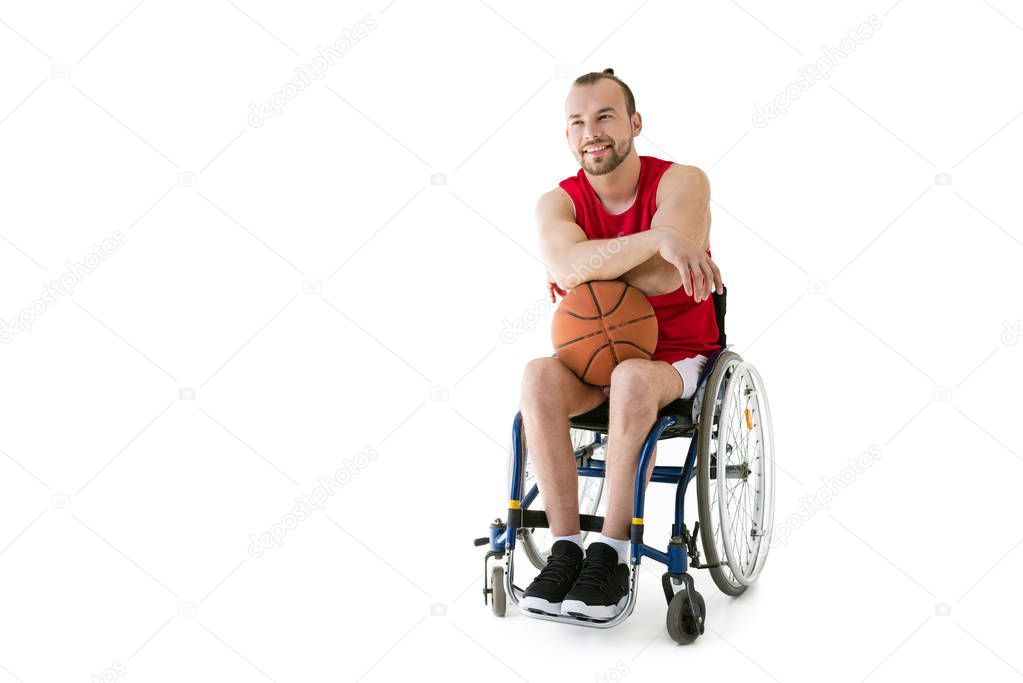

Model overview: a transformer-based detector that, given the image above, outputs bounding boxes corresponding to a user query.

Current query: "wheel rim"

[519,428,605,567]
[700,354,745,592]
[715,362,774,585]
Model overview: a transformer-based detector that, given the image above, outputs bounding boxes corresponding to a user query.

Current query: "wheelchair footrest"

[520,608,618,625]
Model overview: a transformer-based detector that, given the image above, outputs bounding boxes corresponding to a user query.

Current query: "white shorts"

[598,354,709,400]
[671,354,708,401]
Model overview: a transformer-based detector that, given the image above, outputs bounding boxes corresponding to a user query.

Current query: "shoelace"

[535,552,580,585]
[572,556,619,590]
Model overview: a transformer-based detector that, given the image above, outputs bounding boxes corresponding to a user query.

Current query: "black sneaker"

[561,542,630,620]
[519,540,584,616]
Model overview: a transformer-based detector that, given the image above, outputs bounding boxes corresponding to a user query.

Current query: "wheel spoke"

[712,365,773,582]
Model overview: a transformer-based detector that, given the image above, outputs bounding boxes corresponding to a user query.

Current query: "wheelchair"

[473,285,776,644]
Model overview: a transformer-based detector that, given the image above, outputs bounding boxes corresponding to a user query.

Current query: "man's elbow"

[548,256,582,290]
[553,262,602,290]
[552,269,584,290]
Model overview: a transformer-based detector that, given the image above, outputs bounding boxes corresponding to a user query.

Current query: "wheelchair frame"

[474,285,767,640]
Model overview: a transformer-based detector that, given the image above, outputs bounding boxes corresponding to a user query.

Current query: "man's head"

[565,68,641,176]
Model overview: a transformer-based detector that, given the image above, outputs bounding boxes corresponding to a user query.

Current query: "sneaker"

[561,542,630,620]
[519,540,584,616]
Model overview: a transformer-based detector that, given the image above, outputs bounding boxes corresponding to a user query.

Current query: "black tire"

[491,566,506,617]
[696,350,748,597]
[666,590,705,645]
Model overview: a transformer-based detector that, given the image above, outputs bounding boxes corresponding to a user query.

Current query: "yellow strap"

[631,517,644,525]
[508,499,520,509]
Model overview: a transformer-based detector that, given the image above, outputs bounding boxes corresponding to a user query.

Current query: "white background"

[1,1,1022,681]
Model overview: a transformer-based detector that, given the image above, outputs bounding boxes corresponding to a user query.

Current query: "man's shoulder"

[539,185,574,205]
[655,163,709,205]
[555,166,583,190]
[536,186,576,220]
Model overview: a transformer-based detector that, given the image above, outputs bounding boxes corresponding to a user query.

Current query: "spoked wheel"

[517,427,606,571]
[696,351,776,596]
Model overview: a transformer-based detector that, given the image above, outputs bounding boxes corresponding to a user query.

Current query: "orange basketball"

[551,280,659,386]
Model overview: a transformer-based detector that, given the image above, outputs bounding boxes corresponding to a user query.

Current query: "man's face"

[564,80,639,176]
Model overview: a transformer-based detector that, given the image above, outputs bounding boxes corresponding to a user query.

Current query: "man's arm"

[535,188,665,291]
[620,165,721,300]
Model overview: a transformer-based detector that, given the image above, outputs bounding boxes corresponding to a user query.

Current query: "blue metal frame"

[504,410,701,576]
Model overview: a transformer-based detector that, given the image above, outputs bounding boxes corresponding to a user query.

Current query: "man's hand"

[657,228,723,303]
[546,270,567,303]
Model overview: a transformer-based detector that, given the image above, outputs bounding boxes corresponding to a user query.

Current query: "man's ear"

[632,112,642,136]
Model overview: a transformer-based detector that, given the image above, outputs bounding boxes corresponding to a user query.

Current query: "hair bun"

[602,68,615,75]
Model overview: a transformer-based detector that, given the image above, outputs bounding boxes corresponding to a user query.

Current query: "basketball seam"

[605,313,656,331]
[585,282,620,367]
[559,310,602,321]
[602,282,629,316]
[559,283,633,320]
[580,342,609,382]
[553,328,605,349]
[613,340,656,355]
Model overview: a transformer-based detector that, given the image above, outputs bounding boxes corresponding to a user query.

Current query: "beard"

[579,136,633,176]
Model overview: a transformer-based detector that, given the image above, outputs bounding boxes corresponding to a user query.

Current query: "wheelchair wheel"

[517,427,606,571]
[666,589,705,645]
[696,351,776,595]
[490,566,506,617]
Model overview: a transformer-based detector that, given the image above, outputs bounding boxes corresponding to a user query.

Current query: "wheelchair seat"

[569,396,696,439]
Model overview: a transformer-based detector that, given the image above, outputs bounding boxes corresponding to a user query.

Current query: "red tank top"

[558,155,720,364]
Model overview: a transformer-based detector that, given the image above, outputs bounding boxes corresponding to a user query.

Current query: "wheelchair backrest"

[690,286,729,423]
[712,284,727,348]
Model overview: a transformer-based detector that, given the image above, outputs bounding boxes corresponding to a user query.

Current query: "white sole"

[519,596,562,616]
[561,595,628,620]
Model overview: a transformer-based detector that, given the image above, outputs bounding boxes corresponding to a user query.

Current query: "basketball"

[551,280,659,386]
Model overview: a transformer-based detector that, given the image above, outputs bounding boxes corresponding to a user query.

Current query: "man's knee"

[609,359,657,408]
[520,357,569,407]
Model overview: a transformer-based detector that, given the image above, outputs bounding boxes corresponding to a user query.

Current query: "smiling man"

[518,68,724,620]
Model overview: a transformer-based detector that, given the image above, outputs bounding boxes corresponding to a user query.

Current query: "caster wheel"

[490,566,506,617]
[666,590,705,644]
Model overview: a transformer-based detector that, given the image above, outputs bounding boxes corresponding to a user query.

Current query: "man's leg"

[519,357,608,536]
[557,358,685,620]
[600,358,685,540]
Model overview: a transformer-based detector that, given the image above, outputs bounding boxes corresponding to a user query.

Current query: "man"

[518,68,724,620]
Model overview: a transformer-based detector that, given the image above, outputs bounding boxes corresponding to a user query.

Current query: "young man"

[518,68,724,620]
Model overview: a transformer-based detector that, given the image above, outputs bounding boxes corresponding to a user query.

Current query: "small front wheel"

[490,566,506,617]
[666,590,705,645]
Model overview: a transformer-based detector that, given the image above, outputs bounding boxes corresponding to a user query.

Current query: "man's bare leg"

[600,359,685,540]
[519,357,608,536]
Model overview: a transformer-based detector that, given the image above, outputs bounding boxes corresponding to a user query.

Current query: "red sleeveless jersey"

[557,155,720,364]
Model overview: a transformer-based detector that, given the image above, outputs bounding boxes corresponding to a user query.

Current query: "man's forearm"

[620,254,683,297]
[557,228,664,288]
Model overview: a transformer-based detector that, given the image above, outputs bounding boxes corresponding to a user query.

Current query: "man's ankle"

[551,532,583,550]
